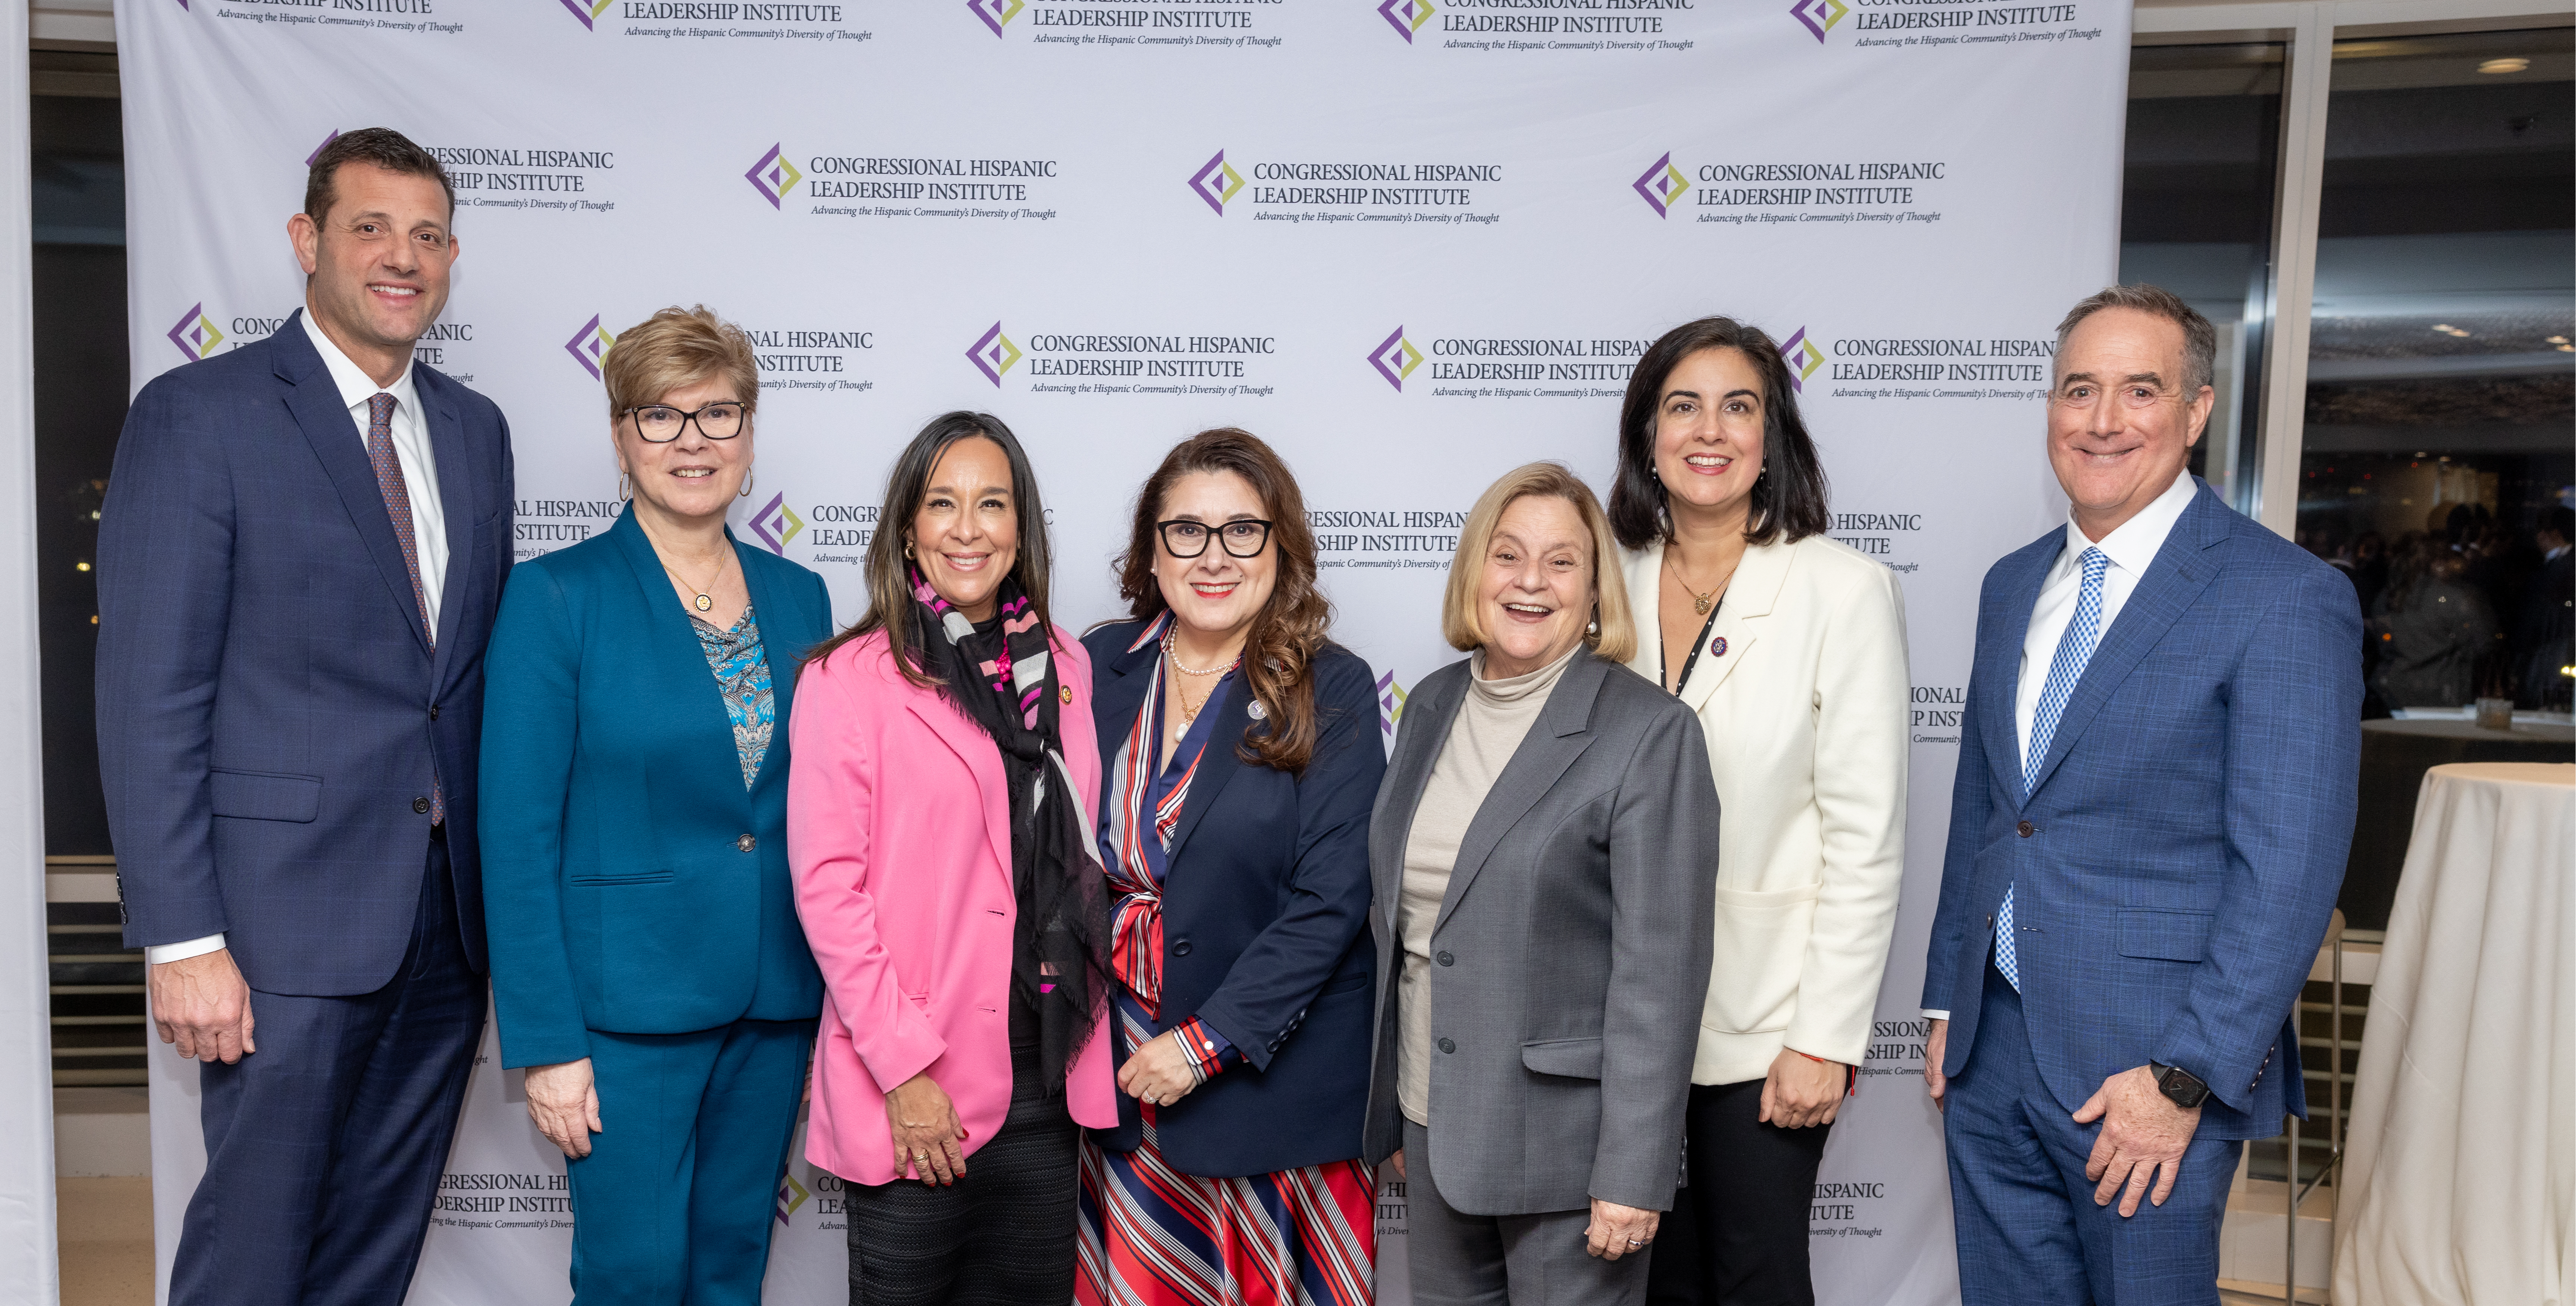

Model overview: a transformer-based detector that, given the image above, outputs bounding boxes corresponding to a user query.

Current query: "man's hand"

[149,949,255,1063]
[524,1059,603,1159]
[1924,1018,1948,1111]
[888,1072,967,1187]
[1116,1029,1202,1110]
[1584,1199,1661,1260]
[1390,1149,1406,1180]
[1760,1048,1847,1129]
[2073,1065,2201,1216]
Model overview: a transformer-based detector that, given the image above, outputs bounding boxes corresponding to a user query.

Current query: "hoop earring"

[617,471,631,503]
[904,539,915,559]
[740,469,755,499]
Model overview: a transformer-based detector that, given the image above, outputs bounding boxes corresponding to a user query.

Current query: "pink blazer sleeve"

[787,646,949,1095]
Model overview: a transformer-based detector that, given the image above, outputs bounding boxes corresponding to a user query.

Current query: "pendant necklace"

[1663,547,1738,616]
[1162,626,1241,745]
[661,548,731,615]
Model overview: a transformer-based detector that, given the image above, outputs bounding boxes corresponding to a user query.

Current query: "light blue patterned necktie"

[1995,547,2109,993]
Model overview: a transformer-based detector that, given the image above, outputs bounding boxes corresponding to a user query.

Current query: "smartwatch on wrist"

[2147,1061,2211,1110]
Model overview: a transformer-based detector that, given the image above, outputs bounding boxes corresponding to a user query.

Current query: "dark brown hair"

[805,412,1058,686]
[1114,428,1333,774]
[303,127,455,224]
[1607,317,1830,551]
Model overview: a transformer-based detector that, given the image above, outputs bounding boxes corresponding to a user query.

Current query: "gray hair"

[2054,284,2217,396]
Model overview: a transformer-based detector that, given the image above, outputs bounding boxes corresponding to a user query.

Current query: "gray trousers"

[1403,1117,1651,1306]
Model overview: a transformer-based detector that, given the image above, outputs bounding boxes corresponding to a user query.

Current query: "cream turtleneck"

[1396,642,1582,1125]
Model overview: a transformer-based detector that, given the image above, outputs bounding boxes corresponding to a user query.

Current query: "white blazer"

[1619,533,1910,1084]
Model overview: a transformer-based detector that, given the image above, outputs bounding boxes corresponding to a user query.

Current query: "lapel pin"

[1710,637,1728,657]
[1058,685,1073,705]
[1247,699,1267,721]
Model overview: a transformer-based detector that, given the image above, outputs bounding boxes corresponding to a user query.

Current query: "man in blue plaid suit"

[1920,285,2362,1305]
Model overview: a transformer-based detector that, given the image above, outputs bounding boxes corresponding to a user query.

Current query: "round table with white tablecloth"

[2333,762,2574,1305]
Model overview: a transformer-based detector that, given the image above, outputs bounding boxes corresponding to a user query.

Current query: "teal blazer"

[480,511,831,1068]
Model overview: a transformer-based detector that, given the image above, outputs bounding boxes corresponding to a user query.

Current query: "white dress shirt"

[1923,468,2196,1020]
[146,315,447,967]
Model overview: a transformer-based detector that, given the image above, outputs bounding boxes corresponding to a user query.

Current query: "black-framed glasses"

[1157,518,1274,559]
[622,402,749,443]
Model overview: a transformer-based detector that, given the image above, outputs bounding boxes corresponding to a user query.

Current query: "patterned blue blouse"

[689,605,774,788]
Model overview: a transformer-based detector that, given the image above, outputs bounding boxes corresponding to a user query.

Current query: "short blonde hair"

[603,305,760,420]
[1441,462,1638,663]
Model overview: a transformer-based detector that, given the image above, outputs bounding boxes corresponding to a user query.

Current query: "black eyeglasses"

[1157,519,1274,559]
[622,402,749,443]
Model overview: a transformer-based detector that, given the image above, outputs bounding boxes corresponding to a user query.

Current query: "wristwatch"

[2146,1061,2210,1110]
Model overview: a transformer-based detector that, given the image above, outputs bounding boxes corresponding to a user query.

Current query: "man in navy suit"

[1920,285,2360,1305]
[96,128,514,1305]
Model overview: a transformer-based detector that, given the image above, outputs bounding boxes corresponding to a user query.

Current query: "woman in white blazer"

[1609,317,1909,1306]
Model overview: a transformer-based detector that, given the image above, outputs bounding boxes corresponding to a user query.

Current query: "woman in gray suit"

[1364,461,1721,1305]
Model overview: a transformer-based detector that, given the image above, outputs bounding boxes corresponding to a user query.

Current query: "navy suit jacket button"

[1172,940,1193,957]
[2017,820,2035,838]
[411,796,431,814]
[1437,1037,1456,1054]
[736,833,756,852]
[1436,950,1454,966]
[427,704,439,720]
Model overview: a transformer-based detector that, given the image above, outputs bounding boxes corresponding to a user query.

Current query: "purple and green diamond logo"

[967,322,1022,387]
[1369,327,1423,391]
[1779,327,1825,392]
[746,145,803,210]
[166,304,224,362]
[1376,671,1409,735]
[1189,150,1246,216]
[1378,0,1434,41]
[749,492,805,554]
[1790,0,1847,41]
[775,1171,809,1225]
[968,0,1024,36]
[565,314,615,380]
[559,0,614,28]
[1633,152,1689,217]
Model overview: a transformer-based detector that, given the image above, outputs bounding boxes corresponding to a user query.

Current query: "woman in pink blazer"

[789,411,1118,1304]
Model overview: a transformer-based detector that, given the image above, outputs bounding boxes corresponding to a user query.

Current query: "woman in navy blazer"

[1075,429,1388,1305]
[480,307,830,1304]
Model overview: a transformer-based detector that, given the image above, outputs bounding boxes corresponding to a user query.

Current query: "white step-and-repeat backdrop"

[120,1,2129,1301]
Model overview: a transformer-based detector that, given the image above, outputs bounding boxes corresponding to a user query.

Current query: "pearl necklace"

[1162,626,1241,743]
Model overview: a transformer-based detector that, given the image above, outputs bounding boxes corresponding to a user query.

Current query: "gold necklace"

[1663,547,1738,616]
[659,548,732,614]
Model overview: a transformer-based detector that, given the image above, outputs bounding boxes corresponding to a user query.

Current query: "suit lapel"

[422,372,473,691]
[1163,680,1249,862]
[1984,541,2052,808]
[1374,663,1467,932]
[2020,488,2229,802]
[739,537,792,793]
[279,316,433,656]
[611,514,752,801]
[1089,618,1162,780]
[1680,538,1791,714]
[1433,652,1605,935]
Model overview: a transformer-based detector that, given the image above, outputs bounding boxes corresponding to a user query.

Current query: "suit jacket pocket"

[208,769,322,823]
[1701,882,1821,1035]
[1521,1036,1604,1079]
[2117,909,2213,962]
[568,869,676,886]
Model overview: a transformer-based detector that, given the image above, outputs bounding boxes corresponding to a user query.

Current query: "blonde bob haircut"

[1440,461,1638,664]
[603,304,761,421]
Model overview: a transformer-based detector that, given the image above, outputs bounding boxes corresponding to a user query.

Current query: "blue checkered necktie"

[1995,546,2109,992]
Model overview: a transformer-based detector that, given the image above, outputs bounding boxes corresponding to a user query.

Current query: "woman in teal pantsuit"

[481,306,831,1305]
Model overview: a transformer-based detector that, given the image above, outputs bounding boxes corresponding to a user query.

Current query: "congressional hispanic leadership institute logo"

[969,0,1024,37]
[968,322,1023,386]
[1779,326,1825,393]
[1378,0,1434,41]
[746,144,803,210]
[1369,328,1423,392]
[1375,671,1408,736]
[1633,152,1689,217]
[559,0,615,28]
[1790,0,1849,41]
[750,493,805,554]
[565,315,615,381]
[167,304,224,362]
[1189,150,1246,216]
